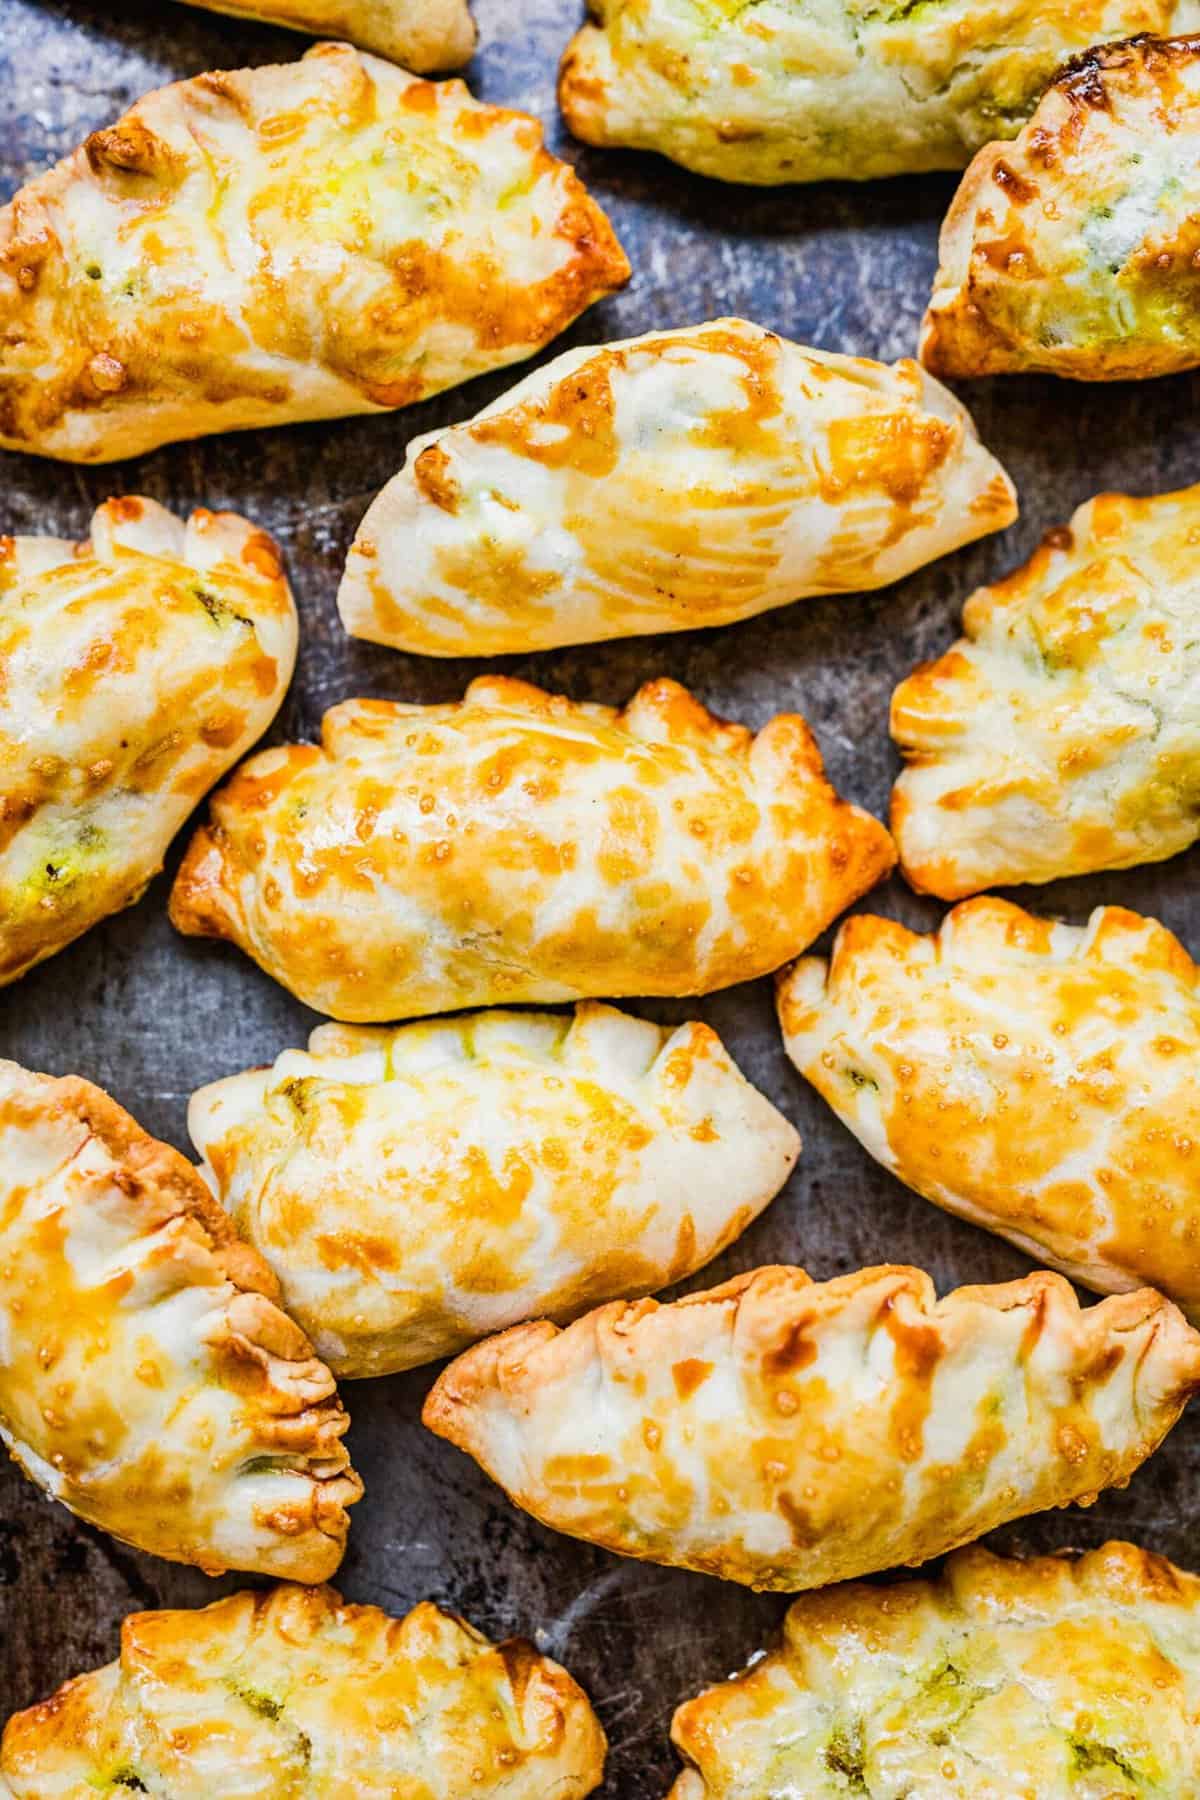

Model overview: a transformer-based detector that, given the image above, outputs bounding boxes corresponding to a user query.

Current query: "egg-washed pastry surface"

[0,498,296,988]
[891,485,1200,896]
[558,0,1199,185]
[422,1263,1200,1591]
[0,1585,606,1799]
[0,1059,361,1579]
[190,1003,800,1378]
[0,42,629,463]
[667,1540,1200,1798]
[169,676,895,1023]
[922,34,1200,380]
[779,899,1200,1320]
[339,319,1017,657]
[178,0,476,72]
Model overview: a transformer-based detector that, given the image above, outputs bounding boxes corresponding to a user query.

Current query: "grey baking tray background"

[2,1,1200,1789]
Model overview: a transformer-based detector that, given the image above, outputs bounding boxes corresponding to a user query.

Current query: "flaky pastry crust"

[0,1585,605,1798]
[423,1262,1200,1590]
[0,497,296,986]
[668,1540,1200,1797]
[177,0,476,71]
[559,0,1200,185]
[169,675,895,1022]
[779,898,1200,1321]
[0,43,628,461]
[922,34,1200,379]
[891,484,1200,894]
[339,318,1016,656]
[0,1060,360,1579]
[190,1002,800,1377]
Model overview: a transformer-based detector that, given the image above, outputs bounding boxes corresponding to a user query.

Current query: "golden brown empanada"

[922,34,1200,380]
[0,1585,606,1798]
[0,1059,361,1579]
[559,0,1199,185]
[189,1003,800,1378]
[169,676,895,1023]
[891,485,1200,896]
[422,1263,1200,1591]
[178,0,476,72]
[338,319,1017,656]
[0,43,628,462]
[778,899,1200,1321]
[668,1540,1200,1798]
[0,497,296,986]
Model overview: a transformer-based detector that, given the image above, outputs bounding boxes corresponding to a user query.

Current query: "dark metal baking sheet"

[3,2,1200,1789]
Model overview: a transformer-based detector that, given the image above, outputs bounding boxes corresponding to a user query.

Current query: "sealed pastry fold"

[0,1059,361,1579]
[422,1262,1200,1591]
[891,485,1200,896]
[779,898,1200,1322]
[668,1540,1200,1797]
[338,319,1017,656]
[922,34,1200,380]
[0,1585,606,1798]
[178,0,476,71]
[558,0,1200,185]
[0,43,629,462]
[169,675,895,1022]
[189,1002,800,1377]
[0,497,297,987]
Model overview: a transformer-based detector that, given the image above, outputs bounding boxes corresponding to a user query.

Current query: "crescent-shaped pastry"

[778,899,1200,1320]
[0,43,629,462]
[0,1585,606,1798]
[558,0,1198,185]
[921,35,1200,380]
[0,497,297,987]
[0,1059,361,1579]
[668,1540,1200,1798]
[178,0,476,72]
[338,319,1017,656]
[189,1003,800,1378]
[169,676,895,1023]
[422,1262,1200,1591]
[890,485,1200,896]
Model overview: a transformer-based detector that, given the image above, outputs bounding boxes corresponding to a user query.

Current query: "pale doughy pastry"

[778,899,1200,1322]
[891,485,1200,896]
[0,497,296,987]
[178,0,476,72]
[0,1585,606,1799]
[0,43,629,462]
[422,1263,1200,1590]
[668,1540,1200,1798]
[922,34,1200,380]
[189,1003,801,1377]
[0,1059,361,1579]
[338,319,1017,656]
[169,676,895,1023]
[559,0,1200,185]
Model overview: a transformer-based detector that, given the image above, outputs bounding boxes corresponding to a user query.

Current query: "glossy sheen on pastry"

[778,899,1200,1321]
[422,1263,1200,1591]
[0,1585,606,1799]
[0,497,297,988]
[891,485,1200,896]
[667,1540,1200,1798]
[189,1003,801,1378]
[0,43,629,463]
[558,0,1199,185]
[178,0,476,72]
[338,319,1017,656]
[922,35,1200,380]
[169,676,895,1023]
[0,1059,361,1579]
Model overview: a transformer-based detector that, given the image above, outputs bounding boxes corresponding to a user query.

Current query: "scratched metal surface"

[2,0,1200,1788]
